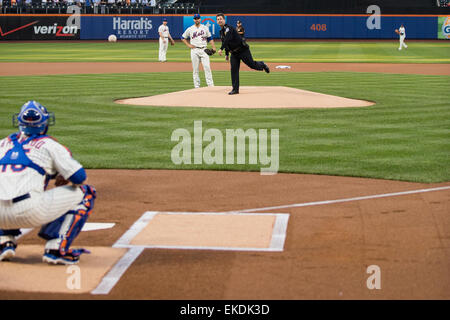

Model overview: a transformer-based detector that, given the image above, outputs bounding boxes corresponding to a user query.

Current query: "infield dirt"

[1,62,450,76]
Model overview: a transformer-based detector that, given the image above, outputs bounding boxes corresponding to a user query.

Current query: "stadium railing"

[0,1,199,14]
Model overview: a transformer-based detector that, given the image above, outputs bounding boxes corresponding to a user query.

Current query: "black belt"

[12,193,30,203]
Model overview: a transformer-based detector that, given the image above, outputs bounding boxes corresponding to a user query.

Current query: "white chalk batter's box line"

[113,211,290,252]
[91,211,289,295]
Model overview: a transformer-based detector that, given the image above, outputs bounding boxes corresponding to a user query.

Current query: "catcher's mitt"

[55,174,69,187]
[204,48,216,56]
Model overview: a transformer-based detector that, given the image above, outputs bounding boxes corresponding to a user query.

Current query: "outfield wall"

[0,14,449,41]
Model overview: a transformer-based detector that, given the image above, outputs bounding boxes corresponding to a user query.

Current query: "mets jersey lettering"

[182,24,211,48]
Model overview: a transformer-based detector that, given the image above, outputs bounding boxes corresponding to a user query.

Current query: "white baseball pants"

[399,36,407,50]
[0,186,83,229]
[191,47,214,88]
[159,37,168,61]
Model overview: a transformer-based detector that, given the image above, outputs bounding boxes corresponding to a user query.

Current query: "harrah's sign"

[112,17,153,38]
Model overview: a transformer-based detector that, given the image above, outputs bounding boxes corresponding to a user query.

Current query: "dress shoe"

[262,62,270,73]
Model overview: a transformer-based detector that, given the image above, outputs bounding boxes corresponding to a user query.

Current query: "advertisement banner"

[0,7,81,41]
[1,14,441,41]
[81,16,183,40]
[438,16,450,39]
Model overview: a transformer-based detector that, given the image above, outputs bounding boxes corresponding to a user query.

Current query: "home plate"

[82,222,116,232]
[115,86,374,109]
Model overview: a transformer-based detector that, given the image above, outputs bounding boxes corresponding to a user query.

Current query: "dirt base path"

[1,62,449,76]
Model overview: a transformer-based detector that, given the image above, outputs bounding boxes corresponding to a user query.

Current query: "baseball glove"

[204,48,216,56]
[55,174,69,187]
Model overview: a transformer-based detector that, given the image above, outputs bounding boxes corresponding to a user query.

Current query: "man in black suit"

[216,13,269,95]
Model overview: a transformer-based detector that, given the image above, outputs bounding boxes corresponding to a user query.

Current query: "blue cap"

[163,18,167,22]
[193,14,201,19]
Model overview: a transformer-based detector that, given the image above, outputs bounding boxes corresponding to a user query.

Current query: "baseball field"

[0,40,449,300]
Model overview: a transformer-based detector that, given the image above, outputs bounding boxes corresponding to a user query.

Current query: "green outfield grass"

[1,41,450,63]
[1,70,449,182]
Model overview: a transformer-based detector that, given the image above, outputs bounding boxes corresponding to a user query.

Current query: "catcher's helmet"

[13,100,55,136]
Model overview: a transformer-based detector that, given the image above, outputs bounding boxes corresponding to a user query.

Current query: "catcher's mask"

[13,100,55,136]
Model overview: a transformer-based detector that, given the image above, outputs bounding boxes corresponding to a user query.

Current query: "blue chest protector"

[0,133,46,175]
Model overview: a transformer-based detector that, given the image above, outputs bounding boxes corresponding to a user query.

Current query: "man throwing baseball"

[216,13,269,95]
[0,101,96,265]
[396,24,408,51]
[158,18,175,62]
[181,13,216,88]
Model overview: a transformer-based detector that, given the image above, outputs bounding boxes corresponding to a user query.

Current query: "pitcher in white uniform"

[158,18,174,62]
[397,24,408,51]
[181,13,217,88]
[0,101,96,265]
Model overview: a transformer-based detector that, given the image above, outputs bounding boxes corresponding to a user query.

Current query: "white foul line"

[90,246,144,295]
[91,211,157,295]
[224,185,450,213]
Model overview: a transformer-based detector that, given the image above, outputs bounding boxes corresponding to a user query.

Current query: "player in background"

[0,101,96,265]
[236,20,245,40]
[181,13,217,88]
[396,24,408,51]
[158,18,175,62]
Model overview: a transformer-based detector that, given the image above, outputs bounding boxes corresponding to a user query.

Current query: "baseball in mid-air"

[108,35,117,42]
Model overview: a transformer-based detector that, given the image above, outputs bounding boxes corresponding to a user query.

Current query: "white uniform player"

[158,18,174,62]
[181,13,217,88]
[0,101,96,265]
[398,25,408,50]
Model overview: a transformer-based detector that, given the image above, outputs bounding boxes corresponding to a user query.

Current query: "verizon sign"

[0,6,81,40]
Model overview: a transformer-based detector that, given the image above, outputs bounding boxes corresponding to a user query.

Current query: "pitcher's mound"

[116,86,374,109]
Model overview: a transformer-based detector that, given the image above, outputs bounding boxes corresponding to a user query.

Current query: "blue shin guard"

[38,185,96,255]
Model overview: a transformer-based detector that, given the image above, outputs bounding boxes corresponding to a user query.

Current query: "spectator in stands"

[150,0,155,7]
